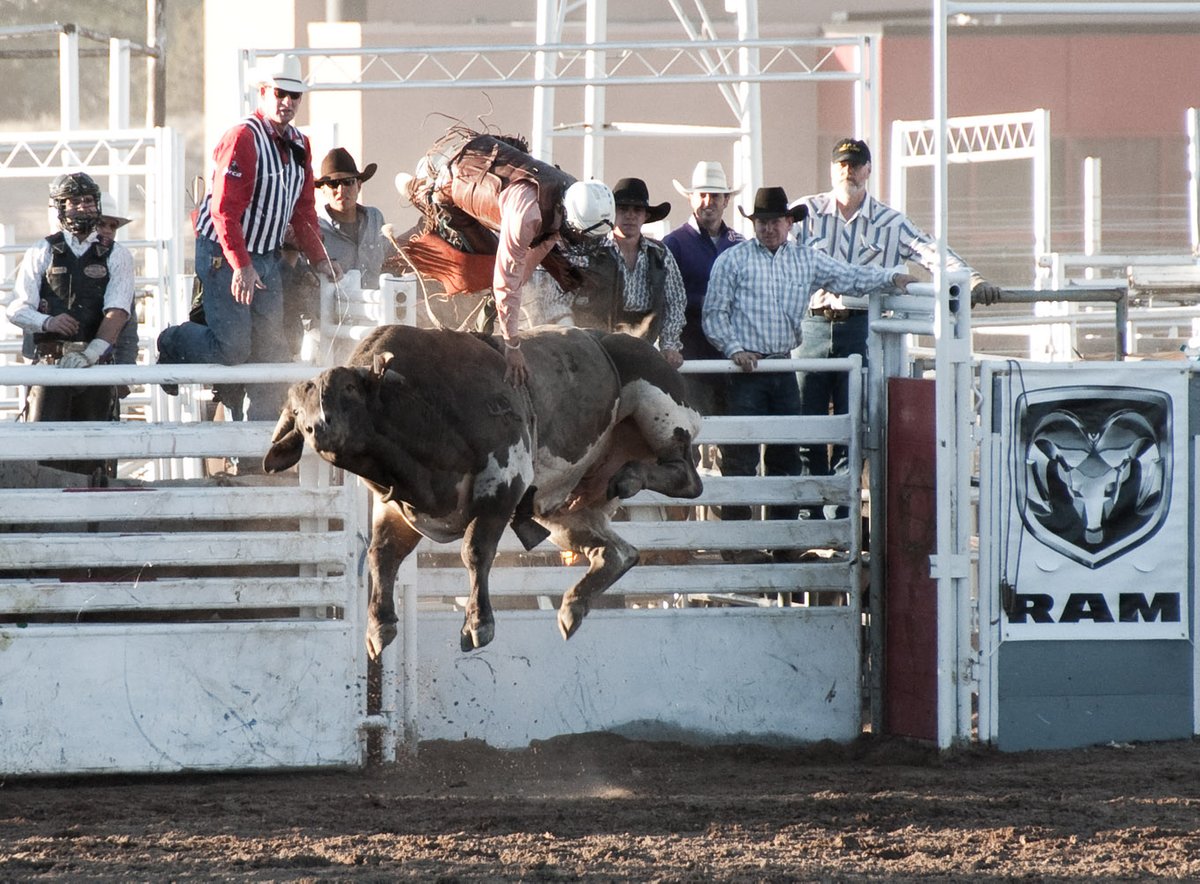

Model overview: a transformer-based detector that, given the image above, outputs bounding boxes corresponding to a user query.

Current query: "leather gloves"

[58,338,112,369]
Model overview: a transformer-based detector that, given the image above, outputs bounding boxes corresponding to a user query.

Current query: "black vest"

[573,241,668,343]
[34,232,110,345]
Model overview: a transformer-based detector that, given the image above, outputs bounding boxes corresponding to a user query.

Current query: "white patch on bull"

[391,498,470,543]
[473,440,535,502]
[615,378,702,449]
[531,424,616,514]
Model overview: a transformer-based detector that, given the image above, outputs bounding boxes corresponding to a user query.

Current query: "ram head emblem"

[1018,390,1171,569]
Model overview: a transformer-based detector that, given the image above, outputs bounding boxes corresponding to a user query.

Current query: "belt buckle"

[815,306,849,322]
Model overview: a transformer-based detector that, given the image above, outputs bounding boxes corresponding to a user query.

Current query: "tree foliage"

[0,0,202,130]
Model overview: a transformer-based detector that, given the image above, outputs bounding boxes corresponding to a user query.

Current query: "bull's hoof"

[366,619,398,662]
[460,619,495,652]
[557,599,588,641]
[606,464,644,501]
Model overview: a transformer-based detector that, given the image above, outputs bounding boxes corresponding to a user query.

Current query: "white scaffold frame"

[239,0,880,203]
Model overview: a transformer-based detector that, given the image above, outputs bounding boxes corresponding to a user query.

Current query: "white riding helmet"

[563,180,615,238]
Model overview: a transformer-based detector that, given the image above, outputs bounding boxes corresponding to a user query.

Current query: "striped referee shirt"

[702,237,900,358]
[195,111,324,269]
[793,191,981,308]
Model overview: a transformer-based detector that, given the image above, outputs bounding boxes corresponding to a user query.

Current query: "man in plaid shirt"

[702,186,915,563]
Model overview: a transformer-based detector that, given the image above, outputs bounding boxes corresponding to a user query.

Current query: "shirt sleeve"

[206,123,261,270]
[5,242,52,333]
[895,215,982,288]
[658,247,686,352]
[809,248,899,296]
[494,181,557,342]
[102,243,136,316]
[701,250,739,357]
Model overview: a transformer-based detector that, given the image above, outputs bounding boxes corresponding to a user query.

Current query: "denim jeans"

[159,236,289,421]
[793,312,868,519]
[719,370,802,522]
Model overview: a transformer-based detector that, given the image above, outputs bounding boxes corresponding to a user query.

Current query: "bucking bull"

[264,324,703,658]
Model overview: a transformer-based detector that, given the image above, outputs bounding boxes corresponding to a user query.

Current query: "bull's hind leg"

[545,509,638,640]
[368,499,423,661]
[458,510,510,651]
[608,424,704,501]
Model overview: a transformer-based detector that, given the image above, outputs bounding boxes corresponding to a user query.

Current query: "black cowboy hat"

[611,177,671,224]
[738,186,808,222]
[315,147,378,187]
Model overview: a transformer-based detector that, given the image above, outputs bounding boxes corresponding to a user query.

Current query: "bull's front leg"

[458,510,510,652]
[367,499,423,661]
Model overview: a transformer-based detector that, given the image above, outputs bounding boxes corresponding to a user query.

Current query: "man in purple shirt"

[663,161,744,416]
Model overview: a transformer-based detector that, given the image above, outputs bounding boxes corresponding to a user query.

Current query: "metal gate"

[0,378,371,775]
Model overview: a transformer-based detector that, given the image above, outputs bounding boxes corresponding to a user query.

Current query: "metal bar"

[0,363,321,387]
[947,1,1200,12]
[676,357,860,374]
[305,71,864,91]
[872,318,936,336]
[282,36,876,56]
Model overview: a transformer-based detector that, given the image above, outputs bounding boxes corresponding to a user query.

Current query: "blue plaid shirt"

[702,237,899,358]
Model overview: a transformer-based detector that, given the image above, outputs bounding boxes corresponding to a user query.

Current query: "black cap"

[831,138,871,166]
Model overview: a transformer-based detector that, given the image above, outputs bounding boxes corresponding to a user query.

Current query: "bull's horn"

[371,351,395,377]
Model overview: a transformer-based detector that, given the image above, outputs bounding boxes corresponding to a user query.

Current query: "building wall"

[202,3,1200,285]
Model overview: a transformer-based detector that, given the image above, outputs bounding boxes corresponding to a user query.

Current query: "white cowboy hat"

[254,53,307,94]
[672,161,742,197]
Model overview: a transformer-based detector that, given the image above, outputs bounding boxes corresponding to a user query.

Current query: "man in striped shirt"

[156,53,340,420]
[703,186,915,560]
[790,137,1002,518]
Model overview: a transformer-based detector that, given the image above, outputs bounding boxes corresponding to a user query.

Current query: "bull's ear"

[263,407,303,473]
[263,429,304,473]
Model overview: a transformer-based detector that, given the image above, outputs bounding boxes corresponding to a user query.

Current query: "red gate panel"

[884,377,938,740]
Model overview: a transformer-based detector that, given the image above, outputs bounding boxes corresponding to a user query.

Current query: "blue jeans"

[720,370,802,522]
[159,236,289,421]
[794,312,868,518]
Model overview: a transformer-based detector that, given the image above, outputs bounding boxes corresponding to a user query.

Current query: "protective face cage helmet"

[563,180,616,238]
[49,172,103,236]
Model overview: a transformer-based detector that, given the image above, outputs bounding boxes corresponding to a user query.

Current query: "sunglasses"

[272,87,303,101]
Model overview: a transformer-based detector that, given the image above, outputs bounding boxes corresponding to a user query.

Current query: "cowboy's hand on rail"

[731,350,759,372]
[890,272,918,293]
[971,280,1003,306]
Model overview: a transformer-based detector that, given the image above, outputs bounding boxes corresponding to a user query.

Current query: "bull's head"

[263,352,402,473]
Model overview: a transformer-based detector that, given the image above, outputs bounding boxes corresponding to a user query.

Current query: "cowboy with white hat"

[662,161,747,414]
[156,51,339,420]
[671,160,743,198]
[253,52,308,96]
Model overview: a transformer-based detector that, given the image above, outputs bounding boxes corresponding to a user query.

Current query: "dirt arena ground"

[3,733,1200,882]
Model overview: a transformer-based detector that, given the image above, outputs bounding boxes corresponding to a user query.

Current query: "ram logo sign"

[1017,386,1171,569]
